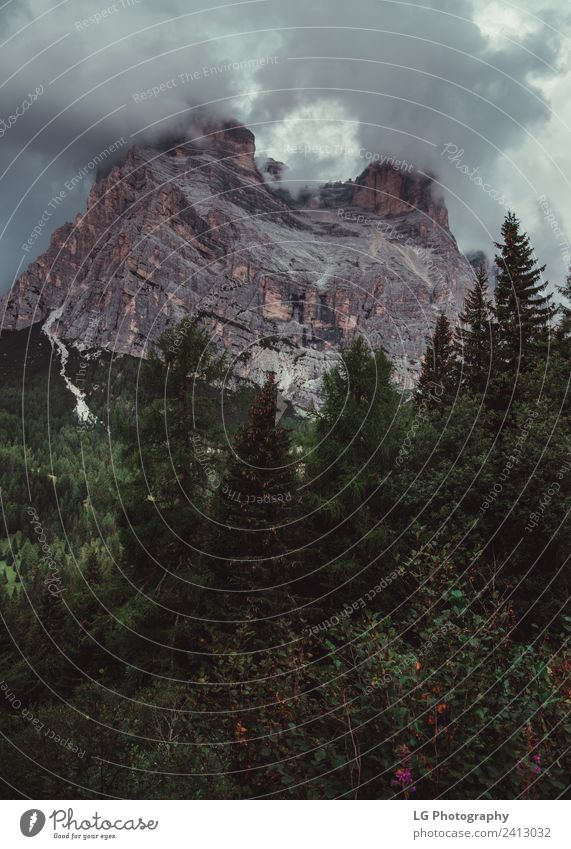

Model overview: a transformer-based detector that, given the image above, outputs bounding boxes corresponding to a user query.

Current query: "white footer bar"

[1,799,568,848]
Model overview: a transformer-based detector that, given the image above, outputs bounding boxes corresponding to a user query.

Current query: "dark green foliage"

[218,372,297,556]
[117,319,227,582]
[456,265,495,394]
[494,212,554,373]
[417,312,455,408]
[0,251,569,804]
[209,372,301,630]
[304,338,404,605]
[556,264,571,353]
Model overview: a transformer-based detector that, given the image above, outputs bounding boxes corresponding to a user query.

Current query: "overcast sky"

[1,0,570,296]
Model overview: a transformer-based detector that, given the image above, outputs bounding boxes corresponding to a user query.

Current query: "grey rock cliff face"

[0,122,474,407]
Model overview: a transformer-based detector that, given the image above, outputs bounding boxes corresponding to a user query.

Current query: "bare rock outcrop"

[0,122,475,407]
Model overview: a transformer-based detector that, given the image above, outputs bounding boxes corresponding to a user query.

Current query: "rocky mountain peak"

[210,120,256,154]
[199,120,258,176]
[0,122,474,407]
[346,161,448,229]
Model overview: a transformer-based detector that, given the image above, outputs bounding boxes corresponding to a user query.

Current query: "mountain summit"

[0,122,474,406]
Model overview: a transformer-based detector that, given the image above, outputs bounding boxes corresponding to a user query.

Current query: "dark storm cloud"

[0,0,568,292]
[247,0,567,264]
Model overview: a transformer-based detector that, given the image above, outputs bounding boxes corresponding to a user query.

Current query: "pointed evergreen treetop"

[494,211,553,370]
[210,372,299,619]
[455,265,494,393]
[246,370,280,436]
[417,312,455,407]
[219,371,297,551]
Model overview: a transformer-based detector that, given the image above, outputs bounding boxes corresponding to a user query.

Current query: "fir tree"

[417,312,455,408]
[213,373,298,619]
[304,337,402,604]
[494,211,553,372]
[455,265,494,394]
[114,319,228,671]
[310,336,400,510]
[118,318,227,588]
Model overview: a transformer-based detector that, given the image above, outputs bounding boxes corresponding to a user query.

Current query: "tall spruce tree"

[494,211,553,372]
[304,337,403,604]
[114,319,228,671]
[212,372,298,619]
[118,318,227,586]
[455,265,494,394]
[309,336,400,514]
[417,312,455,408]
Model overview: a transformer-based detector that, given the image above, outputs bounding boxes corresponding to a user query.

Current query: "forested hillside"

[0,213,569,799]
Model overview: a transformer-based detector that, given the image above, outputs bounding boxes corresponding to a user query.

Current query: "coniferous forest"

[0,212,569,799]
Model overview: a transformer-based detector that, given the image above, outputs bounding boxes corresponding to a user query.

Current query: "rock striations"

[0,122,475,407]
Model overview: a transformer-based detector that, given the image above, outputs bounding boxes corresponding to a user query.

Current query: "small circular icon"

[20,810,46,837]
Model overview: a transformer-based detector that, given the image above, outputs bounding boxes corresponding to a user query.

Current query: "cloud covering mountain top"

[1,0,570,292]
